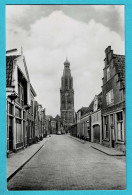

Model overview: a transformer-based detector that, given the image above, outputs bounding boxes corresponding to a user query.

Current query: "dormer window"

[106,67,110,81]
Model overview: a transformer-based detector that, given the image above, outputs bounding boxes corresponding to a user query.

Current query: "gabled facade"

[41,108,46,137]
[27,84,37,146]
[91,92,102,144]
[76,107,87,139]
[45,115,52,135]
[102,46,125,152]
[80,101,94,141]
[76,103,93,140]
[6,54,31,154]
[34,101,39,139]
[51,119,57,134]
[38,104,44,139]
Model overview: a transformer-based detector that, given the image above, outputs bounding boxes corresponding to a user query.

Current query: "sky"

[6,5,125,117]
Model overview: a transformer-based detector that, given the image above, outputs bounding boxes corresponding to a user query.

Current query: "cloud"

[6,5,125,40]
[6,10,125,117]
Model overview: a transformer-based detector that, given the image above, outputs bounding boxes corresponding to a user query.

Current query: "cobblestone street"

[7,134,126,190]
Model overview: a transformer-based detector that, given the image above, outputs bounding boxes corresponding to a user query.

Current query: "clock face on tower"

[65,93,68,97]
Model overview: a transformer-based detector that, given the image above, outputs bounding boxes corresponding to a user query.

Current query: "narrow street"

[7,134,126,190]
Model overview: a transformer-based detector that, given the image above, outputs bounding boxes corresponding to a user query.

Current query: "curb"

[91,146,126,156]
[7,141,46,182]
[69,136,85,144]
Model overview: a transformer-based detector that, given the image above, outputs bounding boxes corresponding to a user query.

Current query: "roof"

[46,115,53,120]
[82,100,94,116]
[30,84,37,97]
[78,94,102,117]
[97,92,102,109]
[54,115,61,121]
[113,54,125,88]
[77,107,88,113]
[77,103,94,116]
[64,57,70,65]
[6,55,20,86]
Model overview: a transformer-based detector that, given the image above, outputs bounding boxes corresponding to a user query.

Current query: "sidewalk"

[7,137,50,181]
[70,135,125,156]
[69,135,85,144]
[91,143,125,156]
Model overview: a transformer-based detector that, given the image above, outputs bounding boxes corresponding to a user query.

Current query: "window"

[15,107,21,118]
[16,119,22,143]
[110,114,114,124]
[117,112,124,141]
[106,67,110,81]
[110,114,115,140]
[16,82,24,106]
[104,116,109,139]
[29,100,33,115]
[9,103,13,115]
[21,86,24,106]
[106,89,114,105]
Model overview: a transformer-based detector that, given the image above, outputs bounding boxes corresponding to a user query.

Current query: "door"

[110,114,115,148]
[9,117,13,151]
[93,125,100,143]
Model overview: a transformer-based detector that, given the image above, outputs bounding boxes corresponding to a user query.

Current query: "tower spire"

[60,59,74,128]
[64,57,70,66]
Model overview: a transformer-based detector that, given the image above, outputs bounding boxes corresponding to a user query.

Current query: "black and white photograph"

[6,5,126,190]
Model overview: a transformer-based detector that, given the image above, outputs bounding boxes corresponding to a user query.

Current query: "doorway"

[9,117,13,151]
[93,125,100,143]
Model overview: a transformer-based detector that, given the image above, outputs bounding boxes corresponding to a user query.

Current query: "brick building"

[27,84,37,146]
[91,92,102,144]
[51,118,57,134]
[102,46,125,152]
[6,50,46,155]
[76,102,93,140]
[60,58,75,130]
[6,53,31,154]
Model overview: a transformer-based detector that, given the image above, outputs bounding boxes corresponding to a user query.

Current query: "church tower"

[60,58,74,127]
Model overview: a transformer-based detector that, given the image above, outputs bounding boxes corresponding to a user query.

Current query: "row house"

[71,46,125,152]
[77,101,93,141]
[51,119,57,134]
[27,84,37,146]
[34,101,40,139]
[70,112,77,137]
[42,108,46,137]
[45,115,52,135]
[75,93,102,143]
[38,104,45,139]
[91,92,102,144]
[34,102,46,141]
[77,107,91,140]
[6,53,31,154]
[6,51,46,155]
[102,46,125,152]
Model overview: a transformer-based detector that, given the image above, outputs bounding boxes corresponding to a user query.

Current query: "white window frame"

[116,112,124,142]
[106,89,114,105]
